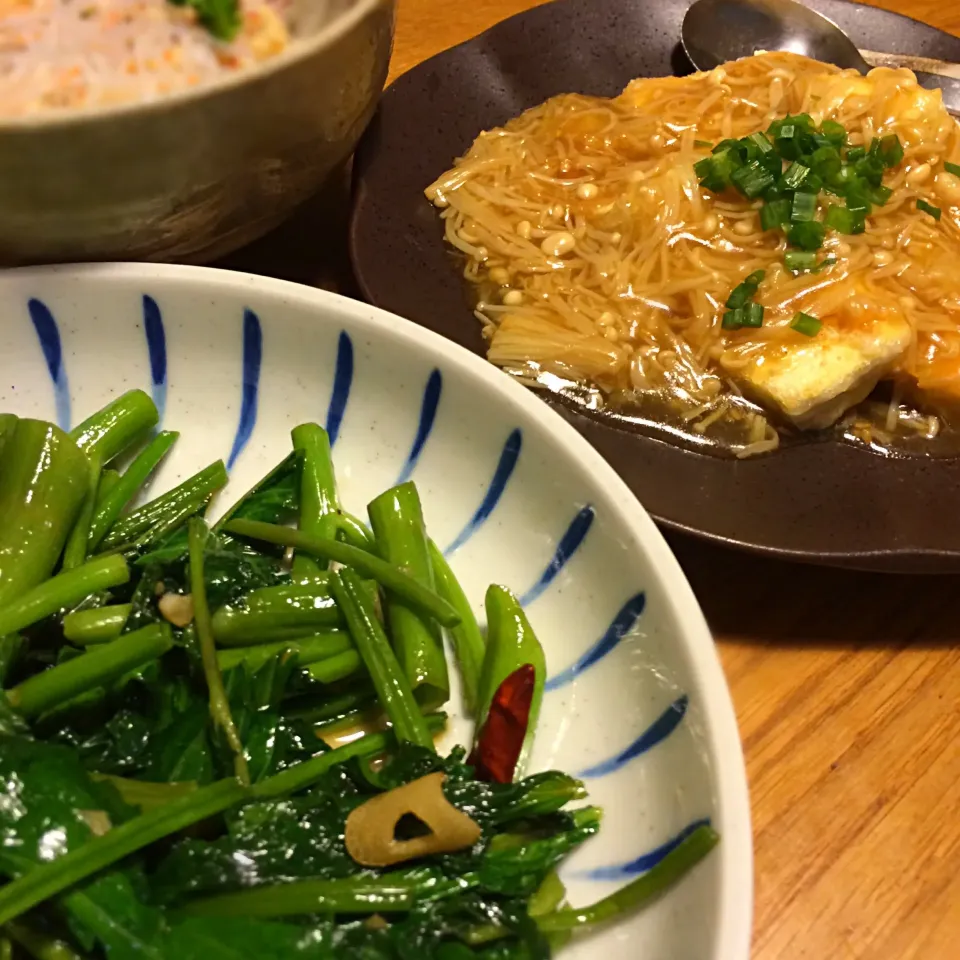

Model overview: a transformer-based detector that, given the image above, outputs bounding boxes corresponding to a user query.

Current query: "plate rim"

[2,260,754,960]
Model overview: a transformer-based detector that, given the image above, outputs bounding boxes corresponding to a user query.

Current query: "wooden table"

[385,3,960,959]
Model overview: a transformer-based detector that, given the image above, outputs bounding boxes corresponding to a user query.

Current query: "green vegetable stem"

[428,540,486,714]
[252,712,447,799]
[475,585,547,779]
[215,631,352,672]
[211,583,341,646]
[368,483,449,706]
[536,824,720,933]
[306,648,362,685]
[223,519,460,628]
[62,604,132,645]
[100,460,228,550]
[0,419,91,605]
[291,423,339,582]
[0,777,247,927]
[6,623,172,719]
[0,554,129,639]
[177,871,472,919]
[328,513,375,549]
[91,775,199,812]
[188,518,250,786]
[0,635,22,688]
[329,568,435,750]
[69,390,158,465]
[4,919,86,960]
[60,455,102,571]
[87,430,179,551]
[93,467,121,508]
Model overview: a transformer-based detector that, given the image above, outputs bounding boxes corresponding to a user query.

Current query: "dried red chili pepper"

[468,662,536,783]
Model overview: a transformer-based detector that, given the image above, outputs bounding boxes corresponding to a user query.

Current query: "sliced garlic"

[345,773,482,868]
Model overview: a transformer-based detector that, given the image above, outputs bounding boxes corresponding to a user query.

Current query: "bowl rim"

[0,0,391,134]
[2,261,753,959]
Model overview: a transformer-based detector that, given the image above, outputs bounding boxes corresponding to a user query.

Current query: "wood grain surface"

[383,2,960,959]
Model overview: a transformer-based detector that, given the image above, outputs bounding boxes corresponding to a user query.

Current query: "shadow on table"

[666,531,960,649]
[215,160,358,296]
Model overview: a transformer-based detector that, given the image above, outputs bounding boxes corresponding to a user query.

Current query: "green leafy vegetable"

[0,400,718,960]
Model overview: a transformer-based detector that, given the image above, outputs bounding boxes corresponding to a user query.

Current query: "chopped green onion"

[819,119,847,148]
[944,160,960,177]
[813,256,837,273]
[740,302,765,328]
[731,160,776,199]
[809,145,842,181]
[787,220,826,250]
[745,131,775,154]
[722,303,764,331]
[768,113,815,159]
[844,188,872,215]
[854,155,885,187]
[694,140,714,148]
[725,271,764,308]
[693,157,714,179]
[712,138,743,156]
[697,150,742,192]
[790,191,817,223]
[700,117,900,245]
[760,198,791,231]
[781,161,810,190]
[874,134,904,169]
[917,199,942,221]
[784,250,817,272]
[791,312,822,336]
[824,205,864,235]
[763,182,786,202]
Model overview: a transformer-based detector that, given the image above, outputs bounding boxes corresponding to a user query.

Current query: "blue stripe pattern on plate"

[326,331,353,447]
[27,298,70,431]
[578,818,712,881]
[578,695,688,778]
[443,427,522,556]
[141,295,167,425]
[544,591,646,691]
[227,309,262,470]
[396,368,442,484]
[519,505,595,607]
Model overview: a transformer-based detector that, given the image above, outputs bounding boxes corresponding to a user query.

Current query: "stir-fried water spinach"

[0,392,719,959]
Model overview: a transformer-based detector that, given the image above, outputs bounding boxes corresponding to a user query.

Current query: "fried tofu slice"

[723,317,912,430]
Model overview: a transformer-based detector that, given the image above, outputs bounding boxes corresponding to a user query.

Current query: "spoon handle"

[861,50,960,81]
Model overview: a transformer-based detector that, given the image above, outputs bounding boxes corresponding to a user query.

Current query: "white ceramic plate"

[0,263,752,960]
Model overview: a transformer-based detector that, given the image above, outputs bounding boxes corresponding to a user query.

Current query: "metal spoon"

[681,0,960,114]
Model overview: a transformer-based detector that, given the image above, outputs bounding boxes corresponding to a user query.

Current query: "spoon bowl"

[682,0,868,71]
[681,0,960,112]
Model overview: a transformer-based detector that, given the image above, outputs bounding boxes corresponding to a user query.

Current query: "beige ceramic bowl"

[0,0,394,265]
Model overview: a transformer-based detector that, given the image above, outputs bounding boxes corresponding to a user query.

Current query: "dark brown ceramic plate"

[349,0,960,573]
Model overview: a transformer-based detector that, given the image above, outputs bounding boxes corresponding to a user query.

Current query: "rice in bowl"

[0,0,292,116]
